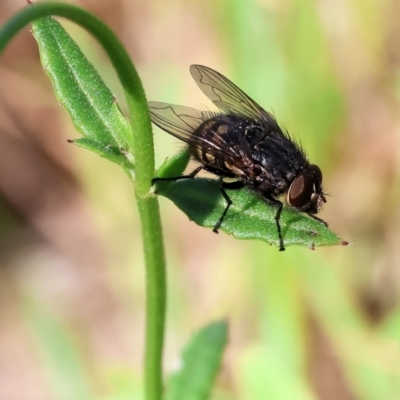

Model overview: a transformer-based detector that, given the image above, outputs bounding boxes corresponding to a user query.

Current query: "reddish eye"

[288,173,314,207]
[309,164,322,184]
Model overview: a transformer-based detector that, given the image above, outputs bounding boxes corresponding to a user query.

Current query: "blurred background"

[1,0,400,399]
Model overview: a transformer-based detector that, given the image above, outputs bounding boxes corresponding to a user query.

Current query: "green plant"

[0,3,345,399]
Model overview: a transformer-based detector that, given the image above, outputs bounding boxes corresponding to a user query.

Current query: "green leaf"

[155,148,190,179]
[72,137,127,165]
[154,177,346,250]
[31,17,132,167]
[165,320,228,400]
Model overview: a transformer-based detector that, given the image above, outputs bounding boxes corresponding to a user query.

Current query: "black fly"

[149,65,327,251]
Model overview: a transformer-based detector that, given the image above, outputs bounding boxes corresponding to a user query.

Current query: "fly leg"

[213,181,244,233]
[310,214,328,227]
[151,166,203,185]
[265,194,285,251]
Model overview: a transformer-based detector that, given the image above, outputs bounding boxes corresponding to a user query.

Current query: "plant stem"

[0,4,167,399]
[136,194,166,399]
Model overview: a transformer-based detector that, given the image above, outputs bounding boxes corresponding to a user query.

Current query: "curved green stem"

[0,4,165,400]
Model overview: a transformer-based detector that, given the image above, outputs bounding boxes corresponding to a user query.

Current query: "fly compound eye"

[309,164,323,184]
[287,173,314,207]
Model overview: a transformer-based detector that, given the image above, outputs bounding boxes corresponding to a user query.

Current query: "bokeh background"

[1,0,400,399]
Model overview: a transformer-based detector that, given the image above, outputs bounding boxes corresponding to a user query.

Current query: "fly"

[149,65,327,251]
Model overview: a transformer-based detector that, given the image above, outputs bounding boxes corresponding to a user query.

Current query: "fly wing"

[190,64,277,125]
[148,101,251,164]
[148,102,205,138]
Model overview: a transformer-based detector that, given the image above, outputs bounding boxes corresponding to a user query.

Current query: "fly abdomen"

[191,115,253,174]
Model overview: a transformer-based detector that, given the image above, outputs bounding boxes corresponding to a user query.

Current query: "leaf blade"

[31,16,132,166]
[165,320,228,400]
[155,177,346,250]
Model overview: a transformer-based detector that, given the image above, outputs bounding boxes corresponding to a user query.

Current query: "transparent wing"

[190,64,276,124]
[148,101,249,162]
[148,102,205,138]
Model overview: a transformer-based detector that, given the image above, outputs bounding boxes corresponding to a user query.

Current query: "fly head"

[287,164,326,214]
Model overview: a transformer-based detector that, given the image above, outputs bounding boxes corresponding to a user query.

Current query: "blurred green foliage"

[1,0,400,399]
